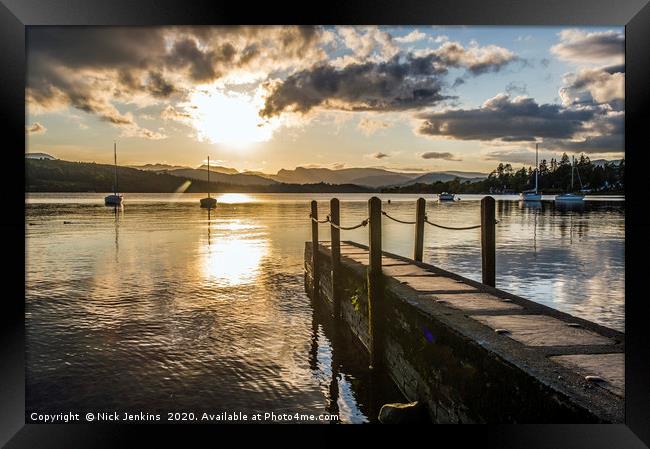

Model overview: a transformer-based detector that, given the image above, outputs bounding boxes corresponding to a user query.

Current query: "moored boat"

[555,156,585,203]
[520,143,542,201]
[200,156,217,209]
[104,141,123,206]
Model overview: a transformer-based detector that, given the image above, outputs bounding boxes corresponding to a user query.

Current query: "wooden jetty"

[305,196,624,423]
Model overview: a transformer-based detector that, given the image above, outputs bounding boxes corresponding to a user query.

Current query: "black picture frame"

[2,0,649,447]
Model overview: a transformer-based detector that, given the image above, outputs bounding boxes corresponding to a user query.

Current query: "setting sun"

[188,86,280,146]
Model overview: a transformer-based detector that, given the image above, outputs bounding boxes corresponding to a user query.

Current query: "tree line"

[382,153,624,195]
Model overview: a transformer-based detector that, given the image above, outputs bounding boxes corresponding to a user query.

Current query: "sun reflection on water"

[201,232,269,287]
[217,193,254,204]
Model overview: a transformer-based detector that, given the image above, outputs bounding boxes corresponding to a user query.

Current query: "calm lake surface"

[25,193,625,422]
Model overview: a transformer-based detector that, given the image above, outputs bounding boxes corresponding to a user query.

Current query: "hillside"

[25,159,373,193]
[168,168,277,186]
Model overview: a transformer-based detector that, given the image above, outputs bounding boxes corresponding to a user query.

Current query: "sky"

[25,26,624,174]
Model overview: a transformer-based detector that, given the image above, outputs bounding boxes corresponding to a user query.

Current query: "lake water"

[25,192,625,422]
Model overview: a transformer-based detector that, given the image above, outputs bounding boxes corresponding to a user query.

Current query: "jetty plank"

[393,275,478,292]
[425,292,523,312]
[472,315,615,346]
[549,353,624,397]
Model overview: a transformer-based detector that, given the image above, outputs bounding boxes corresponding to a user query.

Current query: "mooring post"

[330,198,341,317]
[414,197,426,262]
[311,200,319,298]
[481,196,496,287]
[368,196,383,369]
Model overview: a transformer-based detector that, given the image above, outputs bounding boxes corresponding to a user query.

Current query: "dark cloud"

[260,54,452,117]
[260,39,519,117]
[371,152,390,159]
[420,151,461,161]
[417,93,595,142]
[550,29,624,64]
[147,72,177,98]
[25,122,46,134]
[505,81,528,96]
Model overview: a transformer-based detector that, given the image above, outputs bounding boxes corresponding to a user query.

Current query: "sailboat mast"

[113,141,118,195]
[207,156,211,198]
[535,143,538,193]
[571,156,575,191]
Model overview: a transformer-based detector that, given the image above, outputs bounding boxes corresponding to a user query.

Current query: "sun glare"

[188,87,280,146]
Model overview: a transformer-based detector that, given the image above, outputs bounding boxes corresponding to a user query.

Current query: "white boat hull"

[555,194,584,202]
[520,192,542,201]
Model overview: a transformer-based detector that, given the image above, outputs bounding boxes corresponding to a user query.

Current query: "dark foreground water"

[25,193,624,422]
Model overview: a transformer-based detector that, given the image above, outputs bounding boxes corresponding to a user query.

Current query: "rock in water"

[378,401,426,423]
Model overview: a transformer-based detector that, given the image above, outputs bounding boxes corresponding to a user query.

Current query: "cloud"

[505,81,528,96]
[26,122,47,134]
[483,149,541,164]
[367,151,390,159]
[161,104,192,121]
[261,40,518,117]
[559,65,624,108]
[260,54,451,117]
[550,29,624,65]
[336,26,399,63]
[430,35,449,44]
[26,26,332,139]
[416,93,595,142]
[395,30,427,44]
[357,117,391,135]
[419,151,462,161]
[430,41,517,75]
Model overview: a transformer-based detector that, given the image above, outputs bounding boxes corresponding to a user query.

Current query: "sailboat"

[200,156,217,209]
[555,156,585,203]
[520,143,542,201]
[104,141,123,206]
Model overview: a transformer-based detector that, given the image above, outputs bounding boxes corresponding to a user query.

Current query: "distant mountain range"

[128,163,191,171]
[167,168,278,186]
[144,164,489,188]
[25,159,372,193]
[25,154,623,193]
[590,159,623,167]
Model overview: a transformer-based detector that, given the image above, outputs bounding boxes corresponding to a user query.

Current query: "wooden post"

[367,196,383,369]
[311,200,319,298]
[414,197,426,262]
[330,198,341,317]
[481,196,496,287]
